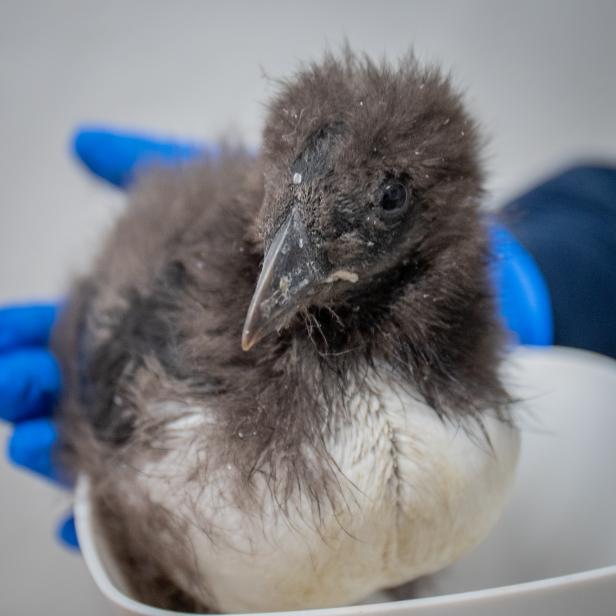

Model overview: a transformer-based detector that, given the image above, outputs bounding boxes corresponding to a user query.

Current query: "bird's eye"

[379,181,409,217]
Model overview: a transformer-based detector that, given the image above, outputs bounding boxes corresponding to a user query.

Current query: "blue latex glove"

[0,303,79,547]
[1,124,553,551]
[489,224,553,347]
[73,126,212,188]
[1,128,206,550]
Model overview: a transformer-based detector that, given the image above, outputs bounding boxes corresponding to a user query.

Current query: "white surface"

[1,1,616,615]
[75,347,616,615]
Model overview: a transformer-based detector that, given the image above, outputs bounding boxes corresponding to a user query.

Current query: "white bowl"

[74,346,616,615]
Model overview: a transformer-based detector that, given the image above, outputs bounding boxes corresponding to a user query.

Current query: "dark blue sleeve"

[500,164,616,360]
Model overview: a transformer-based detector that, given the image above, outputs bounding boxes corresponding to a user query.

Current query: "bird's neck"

[260,268,508,426]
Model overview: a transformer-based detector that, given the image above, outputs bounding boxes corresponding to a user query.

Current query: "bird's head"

[242,51,491,361]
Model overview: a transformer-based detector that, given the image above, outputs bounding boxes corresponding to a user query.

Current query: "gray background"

[1,1,615,614]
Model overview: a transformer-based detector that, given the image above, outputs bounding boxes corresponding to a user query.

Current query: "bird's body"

[132,375,517,612]
[54,51,519,613]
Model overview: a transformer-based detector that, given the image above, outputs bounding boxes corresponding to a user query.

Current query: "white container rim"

[74,475,616,616]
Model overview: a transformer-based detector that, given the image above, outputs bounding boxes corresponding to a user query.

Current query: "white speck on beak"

[325,270,359,284]
[293,172,302,185]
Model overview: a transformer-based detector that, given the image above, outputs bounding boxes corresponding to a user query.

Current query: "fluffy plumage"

[53,50,519,613]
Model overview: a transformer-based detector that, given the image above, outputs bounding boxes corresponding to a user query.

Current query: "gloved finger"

[72,125,210,189]
[57,513,79,550]
[7,418,68,484]
[0,350,61,422]
[489,223,554,347]
[0,304,58,352]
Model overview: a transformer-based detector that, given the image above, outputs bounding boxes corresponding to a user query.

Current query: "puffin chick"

[53,50,519,613]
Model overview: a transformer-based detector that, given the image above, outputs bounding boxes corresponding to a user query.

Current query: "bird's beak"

[242,208,328,351]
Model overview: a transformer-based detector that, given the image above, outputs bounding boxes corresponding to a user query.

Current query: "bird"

[52,49,520,613]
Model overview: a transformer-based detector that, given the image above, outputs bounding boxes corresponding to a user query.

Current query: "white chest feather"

[135,375,519,613]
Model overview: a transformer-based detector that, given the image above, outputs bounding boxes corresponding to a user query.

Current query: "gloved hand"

[1,127,208,550]
[0,303,78,546]
[1,125,554,551]
[489,224,553,347]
